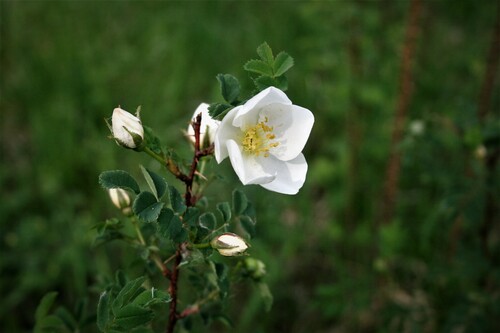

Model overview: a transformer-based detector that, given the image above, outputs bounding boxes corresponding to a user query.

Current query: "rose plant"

[33,42,313,333]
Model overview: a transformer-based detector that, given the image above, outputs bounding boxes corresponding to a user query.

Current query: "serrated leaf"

[99,170,140,194]
[133,289,172,307]
[169,186,186,214]
[112,277,146,315]
[183,207,200,227]
[199,212,217,230]
[139,165,167,200]
[232,190,248,215]
[273,51,294,77]
[157,208,185,242]
[97,291,110,332]
[256,42,274,64]
[114,304,153,329]
[133,192,164,223]
[143,126,163,155]
[254,75,288,91]
[217,202,232,222]
[208,103,233,121]
[244,59,274,76]
[216,74,241,104]
[239,215,256,238]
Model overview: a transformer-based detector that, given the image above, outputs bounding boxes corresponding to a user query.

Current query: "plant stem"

[166,113,213,333]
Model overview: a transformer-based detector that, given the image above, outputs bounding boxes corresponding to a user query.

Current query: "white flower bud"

[108,188,131,210]
[187,103,220,149]
[474,145,487,160]
[211,233,248,256]
[111,107,144,149]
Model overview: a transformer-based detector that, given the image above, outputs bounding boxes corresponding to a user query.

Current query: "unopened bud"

[187,103,219,149]
[108,188,131,215]
[243,257,266,280]
[211,233,248,256]
[111,107,144,149]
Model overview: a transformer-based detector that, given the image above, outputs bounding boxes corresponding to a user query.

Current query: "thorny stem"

[166,113,213,333]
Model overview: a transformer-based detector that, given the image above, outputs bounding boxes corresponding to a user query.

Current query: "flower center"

[242,118,279,157]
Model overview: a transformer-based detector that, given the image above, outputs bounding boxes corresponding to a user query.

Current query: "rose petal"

[226,140,275,185]
[214,107,241,163]
[260,153,308,194]
[260,105,314,161]
[233,87,292,129]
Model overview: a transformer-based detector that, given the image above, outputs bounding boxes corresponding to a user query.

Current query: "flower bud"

[211,233,248,256]
[409,120,425,136]
[111,107,144,149]
[243,257,266,280]
[187,103,219,149]
[108,188,132,215]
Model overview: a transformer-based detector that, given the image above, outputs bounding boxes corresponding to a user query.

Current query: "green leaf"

[35,292,58,324]
[55,306,77,330]
[112,277,146,314]
[199,212,217,230]
[254,75,288,91]
[208,103,233,121]
[256,42,274,64]
[244,59,274,76]
[133,289,172,307]
[232,189,248,215]
[169,186,186,214]
[133,192,164,223]
[99,170,140,194]
[139,165,167,200]
[273,51,294,77]
[157,208,185,242]
[239,215,256,238]
[143,126,163,155]
[183,207,200,227]
[256,282,273,312]
[97,291,110,332]
[216,74,241,104]
[113,304,153,330]
[217,202,232,222]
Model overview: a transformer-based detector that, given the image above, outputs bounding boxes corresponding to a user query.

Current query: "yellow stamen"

[242,119,279,157]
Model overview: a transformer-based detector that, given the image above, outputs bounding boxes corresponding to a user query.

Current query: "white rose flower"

[214,87,314,195]
[187,103,220,148]
[211,233,249,256]
[112,107,144,149]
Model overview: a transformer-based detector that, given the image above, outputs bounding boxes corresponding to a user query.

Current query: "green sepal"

[133,192,164,223]
[99,170,140,194]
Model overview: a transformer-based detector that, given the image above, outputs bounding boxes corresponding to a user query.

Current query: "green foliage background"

[1,1,499,332]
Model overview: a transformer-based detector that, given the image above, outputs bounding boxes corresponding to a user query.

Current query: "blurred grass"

[1,1,499,332]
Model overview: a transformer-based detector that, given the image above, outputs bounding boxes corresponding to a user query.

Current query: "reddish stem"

[166,113,213,333]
